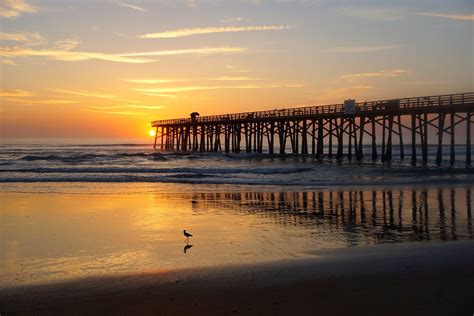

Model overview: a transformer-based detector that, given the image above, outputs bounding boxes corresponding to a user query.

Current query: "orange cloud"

[0,0,38,19]
[0,46,246,63]
[139,25,294,38]
[0,89,34,97]
[415,12,474,21]
[0,31,45,45]
[326,45,403,53]
[340,69,412,80]
[136,83,303,93]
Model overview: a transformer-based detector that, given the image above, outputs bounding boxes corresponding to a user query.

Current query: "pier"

[152,92,474,164]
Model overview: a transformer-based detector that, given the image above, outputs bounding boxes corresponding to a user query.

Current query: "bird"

[183,230,193,242]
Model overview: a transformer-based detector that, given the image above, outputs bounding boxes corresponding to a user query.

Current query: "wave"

[1,174,473,187]
[20,154,109,162]
[370,167,474,176]
[0,166,314,175]
[16,151,223,162]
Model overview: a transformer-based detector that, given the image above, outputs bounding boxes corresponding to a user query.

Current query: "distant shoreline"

[2,240,473,315]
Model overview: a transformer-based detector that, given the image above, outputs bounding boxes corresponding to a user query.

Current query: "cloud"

[226,65,252,73]
[337,7,404,21]
[125,78,184,84]
[143,93,178,98]
[340,69,412,80]
[87,109,148,116]
[6,98,79,104]
[119,47,246,57]
[125,104,165,110]
[88,104,165,111]
[111,0,147,12]
[0,58,16,65]
[50,89,118,98]
[414,12,474,21]
[406,81,449,85]
[186,0,197,9]
[220,17,248,23]
[54,37,81,51]
[112,32,132,38]
[0,31,45,46]
[136,83,303,93]
[125,76,260,83]
[208,76,262,81]
[0,89,34,97]
[336,6,473,22]
[210,76,260,81]
[0,0,38,19]
[326,45,404,53]
[0,46,152,63]
[138,25,294,38]
[0,46,246,63]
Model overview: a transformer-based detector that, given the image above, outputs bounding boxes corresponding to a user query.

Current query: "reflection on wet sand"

[1,185,473,287]
[190,187,473,245]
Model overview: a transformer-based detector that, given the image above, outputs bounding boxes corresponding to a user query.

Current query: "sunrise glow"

[0,0,472,142]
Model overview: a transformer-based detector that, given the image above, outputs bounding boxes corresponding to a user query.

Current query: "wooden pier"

[152,92,474,164]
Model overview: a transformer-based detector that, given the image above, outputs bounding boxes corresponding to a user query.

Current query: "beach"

[1,240,473,315]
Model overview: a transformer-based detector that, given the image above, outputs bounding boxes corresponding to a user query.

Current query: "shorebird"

[183,230,193,242]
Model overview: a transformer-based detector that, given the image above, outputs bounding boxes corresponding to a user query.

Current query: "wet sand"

[1,240,473,315]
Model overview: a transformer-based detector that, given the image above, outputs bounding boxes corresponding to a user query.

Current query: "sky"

[0,0,473,141]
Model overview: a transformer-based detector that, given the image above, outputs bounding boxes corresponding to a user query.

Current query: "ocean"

[1,143,473,287]
[0,143,473,186]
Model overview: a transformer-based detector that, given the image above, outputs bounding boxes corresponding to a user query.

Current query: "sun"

[148,129,156,137]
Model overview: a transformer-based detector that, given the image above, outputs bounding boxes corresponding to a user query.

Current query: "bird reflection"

[184,244,193,253]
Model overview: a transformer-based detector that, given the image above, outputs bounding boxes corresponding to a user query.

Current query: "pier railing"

[152,92,474,127]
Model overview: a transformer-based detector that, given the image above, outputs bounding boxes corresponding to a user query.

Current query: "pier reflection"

[190,187,474,245]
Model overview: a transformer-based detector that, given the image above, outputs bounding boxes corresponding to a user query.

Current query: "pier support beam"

[381,116,386,162]
[357,117,365,161]
[436,113,445,165]
[398,115,404,160]
[301,120,308,154]
[372,117,377,160]
[317,118,324,159]
[411,114,416,165]
[153,127,158,149]
[337,119,343,160]
[450,112,455,165]
[384,115,393,161]
[348,118,353,160]
[328,119,333,158]
[279,121,286,155]
[467,112,471,165]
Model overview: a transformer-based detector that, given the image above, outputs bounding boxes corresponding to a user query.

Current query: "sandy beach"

[1,240,473,315]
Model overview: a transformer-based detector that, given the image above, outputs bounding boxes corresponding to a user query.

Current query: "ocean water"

[0,143,473,186]
[0,144,473,287]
